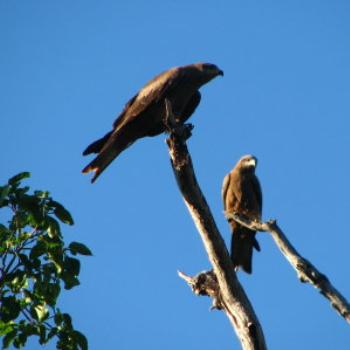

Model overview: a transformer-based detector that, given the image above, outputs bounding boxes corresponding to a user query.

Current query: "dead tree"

[164,100,267,350]
[164,99,350,349]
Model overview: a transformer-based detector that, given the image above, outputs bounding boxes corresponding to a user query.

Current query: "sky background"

[1,0,350,349]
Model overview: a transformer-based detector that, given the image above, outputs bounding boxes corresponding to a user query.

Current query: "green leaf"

[17,194,43,224]
[8,172,30,186]
[47,326,58,341]
[64,257,80,276]
[14,186,30,197]
[54,311,64,326]
[44,236,63,252]
[0,224,11,247]
[22,289,34,304]
[11,211,30,230]
[0,223,9,234]
[62,256,81,290]
[38,324,47,344]
[21,323,38,337]
[9,271,27,292]
[0,296,21,322]
[47,216,61,238]
[31,257,41,270]
[29,240,47,259]
[34,190,50,199]
[45,282,61,306]
[62,313,73,329]
[18,254,31,271]
[0,321,15,336]
[41,262,59,279]
[13,330,27,348]
[2,329,17,349]
[34,304,49,322]
[49,254,64,275]
[0,185,10,206]
[50,201,74,225]
[69,242,92,256]
[35,279,61,306]
[72,330,88,350]
[61,273,80,290]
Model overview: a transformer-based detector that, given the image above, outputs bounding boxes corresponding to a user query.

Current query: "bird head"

[199,62,224,77]
[191,63,224,84]
[238,154,258,172]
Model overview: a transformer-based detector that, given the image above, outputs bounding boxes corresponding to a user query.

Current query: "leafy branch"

[0,172,91,349]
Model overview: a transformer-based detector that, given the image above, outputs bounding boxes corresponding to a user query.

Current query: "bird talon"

[185,123,194,131]
[182,124,194,140]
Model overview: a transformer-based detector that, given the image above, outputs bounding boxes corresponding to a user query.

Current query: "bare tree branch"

[226,212,350,324]
[178,270,223,310]
[164,100,267,350]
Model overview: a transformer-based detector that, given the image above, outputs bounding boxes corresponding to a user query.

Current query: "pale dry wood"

[226,212,350,324]
[164,100,267,350]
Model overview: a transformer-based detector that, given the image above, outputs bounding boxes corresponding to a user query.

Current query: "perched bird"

[222,155,262,274]
[82,63,223,182]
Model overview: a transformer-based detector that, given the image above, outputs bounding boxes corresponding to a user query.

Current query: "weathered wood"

[164,100,267,350]
[227,212,350,324]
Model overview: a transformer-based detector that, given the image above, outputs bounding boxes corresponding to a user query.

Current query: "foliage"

[0,172,91,349]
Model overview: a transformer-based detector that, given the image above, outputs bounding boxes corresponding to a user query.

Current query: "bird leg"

[164,99,194,141]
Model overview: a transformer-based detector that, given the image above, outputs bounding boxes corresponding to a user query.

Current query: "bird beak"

[218,69,224,76]
[247,158,257,167]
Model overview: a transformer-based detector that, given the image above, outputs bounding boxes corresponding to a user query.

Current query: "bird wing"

[250,175,263,216]
[180,91,201,123]
[83,68,186,181]
[221,174,230,212]
[112,94,138,129]
[111,67,183,132]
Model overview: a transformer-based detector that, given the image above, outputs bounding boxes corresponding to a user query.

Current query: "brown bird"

[82,63,223,182]
[222,155,262,274]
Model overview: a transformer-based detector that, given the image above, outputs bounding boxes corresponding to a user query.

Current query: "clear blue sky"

[1,1,350,349]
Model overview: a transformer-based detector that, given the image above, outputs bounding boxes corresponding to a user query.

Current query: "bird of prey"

[82,62,223,182]
[222,155,262,274]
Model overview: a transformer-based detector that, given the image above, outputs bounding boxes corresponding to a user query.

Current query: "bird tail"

[231,228,260,274]
[82,131,112,156]
[82,132,134,183]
